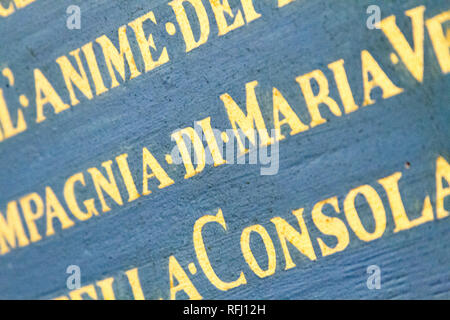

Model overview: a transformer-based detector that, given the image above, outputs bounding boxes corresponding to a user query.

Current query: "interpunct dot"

[221,131,229,143]
[188,263,197,275]
[165,154,173,164]
[165,22,176,36]
[390,52,399,64]
[19,94,29,107]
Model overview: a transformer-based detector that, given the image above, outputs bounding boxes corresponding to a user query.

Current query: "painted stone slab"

[0,0,449,299]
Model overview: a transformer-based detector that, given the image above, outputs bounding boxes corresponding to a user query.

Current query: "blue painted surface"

[0,0,448,299]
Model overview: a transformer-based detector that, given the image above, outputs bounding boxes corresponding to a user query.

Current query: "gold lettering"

[87,160,123,212]
[296,70,342,128]
[426,11,450,74]
[45,186,75,236]
[436,156,450,219]
[82,42,108,95]
[240,0,261,23]
[344,185,386,241]
[13,0,36,9]
[197,117,226,166]
[168,0,210,52]
[171,127,206,179]
[19,192,44,242]
[96,278,116,300]
[270,208,317,270]
[0,1,14,17]
[169,255,202,300]
[56,49,94,106]
[221,80,274,154]
[69,285,98,300]
[209,0,245,36]
[125,268,146,300]
[96,27,141,88]
[240,224,276,278]
[361,50,403,106]
[272,87,308,141]
[380,6,425,82]
[328,59,359,114]
[0,201,29,255]
[378,172,433,232]
[0,88,27,139]
[193,209,247,291]
[278,0,295,8]
[64,172,99,221]
[129,11,170,72]
[34,68,70,123]
[312,197,350,257]
[116,153,140,202]
[142,147,175,195]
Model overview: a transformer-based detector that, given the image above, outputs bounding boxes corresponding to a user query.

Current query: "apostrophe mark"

[2,68,14,86]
